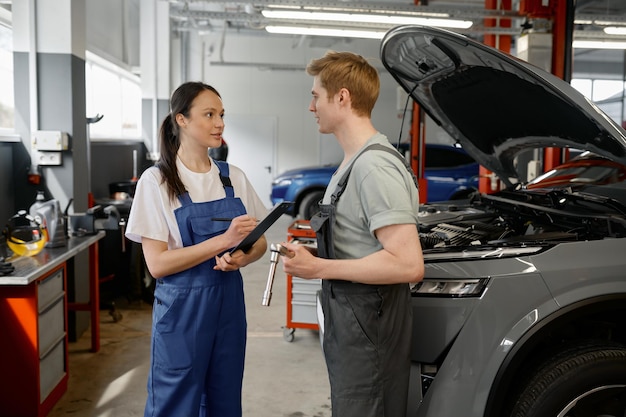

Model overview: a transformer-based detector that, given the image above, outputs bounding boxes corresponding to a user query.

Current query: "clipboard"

[230,201,294,254]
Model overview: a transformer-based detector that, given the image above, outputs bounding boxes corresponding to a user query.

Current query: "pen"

[212,217,262,224]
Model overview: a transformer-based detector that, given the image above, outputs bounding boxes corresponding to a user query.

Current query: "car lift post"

[410,103,428,204]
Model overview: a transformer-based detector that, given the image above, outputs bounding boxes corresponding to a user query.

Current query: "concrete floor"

[48,215,331,417]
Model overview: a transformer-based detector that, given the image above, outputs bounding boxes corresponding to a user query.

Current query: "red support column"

[410,102,428,204]
[484,0,513,53]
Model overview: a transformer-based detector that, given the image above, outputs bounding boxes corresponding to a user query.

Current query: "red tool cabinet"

[283,220,320,342]
[0,232,103,416]
[0,263,69,417]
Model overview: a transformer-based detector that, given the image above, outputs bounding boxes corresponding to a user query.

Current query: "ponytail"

[156,113,187,202]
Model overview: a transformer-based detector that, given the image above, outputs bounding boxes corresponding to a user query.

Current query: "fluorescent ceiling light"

[262,10,473,29]
[593,20,626,26]
[604,26,626,35]
[265,25,386,39]
[573,40,626,50]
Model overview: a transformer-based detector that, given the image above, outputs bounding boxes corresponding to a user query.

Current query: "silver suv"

[380,26,626,416]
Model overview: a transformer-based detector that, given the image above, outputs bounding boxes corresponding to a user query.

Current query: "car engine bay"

[418,185,626,251]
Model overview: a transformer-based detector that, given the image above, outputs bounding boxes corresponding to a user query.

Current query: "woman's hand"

[213,235,268,271]
[140,216,263,278]
[213,250,243,271]
[222,214,258,249]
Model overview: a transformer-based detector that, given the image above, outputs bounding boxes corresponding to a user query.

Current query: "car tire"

[299,190,324,220]
[509,342,626,417]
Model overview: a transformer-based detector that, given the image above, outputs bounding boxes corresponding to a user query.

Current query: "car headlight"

[272,173,304,186]
[273,178,293,187]
[410,278,488,297]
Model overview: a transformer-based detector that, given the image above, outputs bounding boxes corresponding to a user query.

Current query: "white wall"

[184,32,414,176]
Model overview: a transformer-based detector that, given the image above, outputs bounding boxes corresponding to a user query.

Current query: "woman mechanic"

[126,81,267,417]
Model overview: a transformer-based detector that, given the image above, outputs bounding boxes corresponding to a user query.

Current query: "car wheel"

[298,190,324,220]
[509,342,626,417]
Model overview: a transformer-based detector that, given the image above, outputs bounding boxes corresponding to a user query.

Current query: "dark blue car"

[271,143,479,219]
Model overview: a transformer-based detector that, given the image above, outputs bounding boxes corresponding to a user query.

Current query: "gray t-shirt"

[323,133,420,260]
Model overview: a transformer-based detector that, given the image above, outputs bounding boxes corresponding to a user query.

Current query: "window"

[0,18,140,139]
[591,80,624,102]
[572,78,626,127]
[85,51,141,140]
[571,79,592,100]
[0,22,14,131]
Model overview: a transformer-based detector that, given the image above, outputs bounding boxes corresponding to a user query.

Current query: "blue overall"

[144,162,248,417]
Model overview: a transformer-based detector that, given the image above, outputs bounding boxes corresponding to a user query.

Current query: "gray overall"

[310,144,416,417]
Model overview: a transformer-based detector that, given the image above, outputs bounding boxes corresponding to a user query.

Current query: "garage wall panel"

[192,32,405,176]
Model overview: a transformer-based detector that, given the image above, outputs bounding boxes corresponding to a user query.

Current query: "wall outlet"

[35,151,62,166]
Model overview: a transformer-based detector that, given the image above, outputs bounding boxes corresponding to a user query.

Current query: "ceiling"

[167,0,626,44]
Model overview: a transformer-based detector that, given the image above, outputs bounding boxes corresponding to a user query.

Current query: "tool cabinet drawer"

[38,296,65,356]
[291,278,321,298]
[292,300,318,324]
[38,268,64,312]
[39,339,65,402]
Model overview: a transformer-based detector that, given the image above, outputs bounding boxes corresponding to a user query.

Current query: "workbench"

[0,231,105,417]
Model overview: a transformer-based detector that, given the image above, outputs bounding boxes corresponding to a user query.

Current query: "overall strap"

[177,192,193,206]
[215,160,235,198]
[330,143,417,206]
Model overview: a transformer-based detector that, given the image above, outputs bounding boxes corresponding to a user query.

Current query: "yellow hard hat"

[3,210,48,257]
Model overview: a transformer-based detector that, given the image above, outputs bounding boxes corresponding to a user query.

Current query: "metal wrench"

[263,243,293,306]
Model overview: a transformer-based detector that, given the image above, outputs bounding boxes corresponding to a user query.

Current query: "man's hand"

[279,241,320,279]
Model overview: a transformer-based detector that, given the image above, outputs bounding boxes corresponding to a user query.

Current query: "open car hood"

[381,25,626,186]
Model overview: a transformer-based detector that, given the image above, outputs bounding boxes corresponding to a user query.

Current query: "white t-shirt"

[125,157,268,249]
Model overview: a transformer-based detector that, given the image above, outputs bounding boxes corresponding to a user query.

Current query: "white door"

[224,115,276,208]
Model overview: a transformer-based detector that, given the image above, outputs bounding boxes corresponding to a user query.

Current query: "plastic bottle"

[29,191,50,246]
[29,191,46,218]
[28,191,67,248]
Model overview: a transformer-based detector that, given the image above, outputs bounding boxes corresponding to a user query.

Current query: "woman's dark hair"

[156,81,221,202]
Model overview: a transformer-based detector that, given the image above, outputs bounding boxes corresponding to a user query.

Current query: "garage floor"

[48,215,331,417]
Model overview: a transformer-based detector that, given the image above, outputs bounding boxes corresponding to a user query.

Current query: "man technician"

[280,50,425,417]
